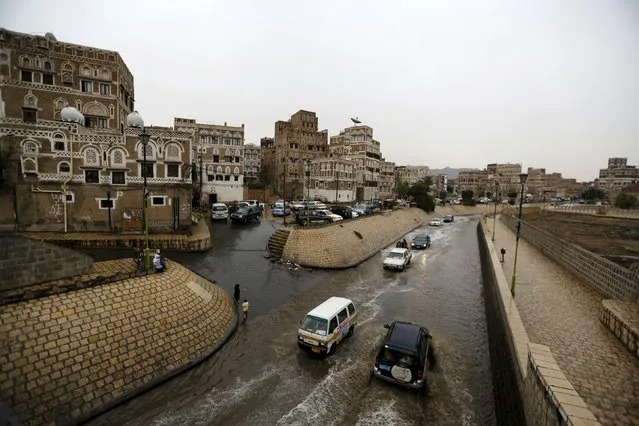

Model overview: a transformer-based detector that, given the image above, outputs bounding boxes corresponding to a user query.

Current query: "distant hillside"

[427,167,479,179]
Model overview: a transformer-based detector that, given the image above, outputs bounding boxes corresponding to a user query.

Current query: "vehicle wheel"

[324,220,330,224]
[347,325,354,337]
[401,265,405,271]
[328,343,336,356]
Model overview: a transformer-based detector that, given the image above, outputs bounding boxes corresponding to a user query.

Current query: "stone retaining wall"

[545,205,639,219]
[0,261,235,425]
[477,220,601,426]
[281,208,431,268]
[0,235,94,292]
[600,300,639,359]
[500,214,639,302]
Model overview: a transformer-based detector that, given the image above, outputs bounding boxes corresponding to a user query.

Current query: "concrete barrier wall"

[281,208,431,268]
[500,214,639,302]
[545,205,639,219]
[0,260,235,425]
[477,220,601,426]
[0,236,94,292]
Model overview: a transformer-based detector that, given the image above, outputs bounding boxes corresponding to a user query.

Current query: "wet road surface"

[84,216,495,425]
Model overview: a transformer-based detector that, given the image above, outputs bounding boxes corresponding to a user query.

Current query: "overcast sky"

[2,0,637,181]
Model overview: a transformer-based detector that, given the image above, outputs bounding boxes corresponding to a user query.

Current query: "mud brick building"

[0,28,194,232]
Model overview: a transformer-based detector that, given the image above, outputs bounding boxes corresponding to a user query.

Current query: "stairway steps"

[267,229,291,257]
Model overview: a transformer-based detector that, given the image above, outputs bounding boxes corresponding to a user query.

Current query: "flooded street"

[85,215,495,426]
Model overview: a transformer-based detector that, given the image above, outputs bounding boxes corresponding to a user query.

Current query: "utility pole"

[335,171,339,204]
[283,163,287,226]
[199,155,203,210]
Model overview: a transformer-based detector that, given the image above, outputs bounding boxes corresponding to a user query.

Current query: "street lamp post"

[139,129,151,270]
[492,179,499,242]
[510,173,528,297]
[305,159,311,226]
[126,111,151,270]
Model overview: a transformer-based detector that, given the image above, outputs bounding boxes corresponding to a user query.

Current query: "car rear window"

[380,348,416,366]
[212,206,227,211]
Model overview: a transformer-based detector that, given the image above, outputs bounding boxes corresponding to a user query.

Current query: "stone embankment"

[17,218,212,252]
[477,220,602,426]
[0,259,236,425]
[280,208,432,268]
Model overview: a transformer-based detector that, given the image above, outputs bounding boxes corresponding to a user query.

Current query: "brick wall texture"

[500,214,639,302]
[281,208,431,268]
[477,220,601,426]
[0,235,94,292]
[0,260,235,425]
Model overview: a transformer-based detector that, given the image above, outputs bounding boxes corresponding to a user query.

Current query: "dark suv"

[230,205,261,224]
[373,321,433,390]
[296,209,332,225]
[329,206,354,219]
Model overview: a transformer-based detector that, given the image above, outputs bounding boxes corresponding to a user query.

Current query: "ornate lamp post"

[305,159,311,226]
[492,177,500,242]
[126,111,151,270]
[510,173,528,297]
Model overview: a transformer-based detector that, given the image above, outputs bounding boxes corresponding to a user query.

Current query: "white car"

[316,209,343,222]
[306,201,327,210]
[211,203,229,220]
[429,218,442,226]
[383,248,413,271]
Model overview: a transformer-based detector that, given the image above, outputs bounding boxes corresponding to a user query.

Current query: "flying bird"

[350,117,361,124]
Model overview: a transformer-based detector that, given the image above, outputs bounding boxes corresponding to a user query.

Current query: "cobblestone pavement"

[489,218,639,426]
[0,259,235,425]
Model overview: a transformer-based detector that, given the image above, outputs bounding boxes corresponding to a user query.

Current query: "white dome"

[126,111,144,128]
[60,107,85,124]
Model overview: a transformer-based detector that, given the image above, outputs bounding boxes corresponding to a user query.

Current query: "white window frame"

[138,163,156,178]
[151,196,166,207]
[58,161,71,175]
[97,198,115,210]
[64,192,75,203]
[81,80,93,93]
[111,171,126,185]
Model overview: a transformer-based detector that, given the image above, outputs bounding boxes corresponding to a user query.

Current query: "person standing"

[241,299,249,322]
[233,284,241,305]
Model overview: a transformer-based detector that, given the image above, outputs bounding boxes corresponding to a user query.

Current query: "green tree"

[394,180,411,200]
[409,181,436,213]
[446,184,453,193]
[461,190,476,206]
[581,187,606,201]
[438,190,447,200]
[614,193,637,209]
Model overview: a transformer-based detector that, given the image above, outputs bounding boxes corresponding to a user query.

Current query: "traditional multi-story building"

[486,163,523,194]
[243,143,260,183]
[379,159,396,199]
[456,169,489,195]
[259,137,275,185]
[330,125,381,201]
[308,157,356,203]
[273,110,329,198]
[597,157,639,194]
[0,29,193,232]
[173,117,244,203]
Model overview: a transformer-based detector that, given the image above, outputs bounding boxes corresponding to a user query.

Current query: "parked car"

[330,205,355,219]
[297,297,357,356]
[354,204,372,216]
[317,209,343,222]
[411,234,431,249]
[272,202,291,217]
[296,209,342,225]
[306,201,328,210]
[314,195,329,203]
[383,248,412,271]
[373,321,434,390]
[211,203,229,220]
[289,200,305,211]
[429,218,442,226]
[443,215,454,223]
[230,205,261,224]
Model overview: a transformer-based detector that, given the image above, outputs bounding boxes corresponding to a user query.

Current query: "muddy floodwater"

[84,215,495,425]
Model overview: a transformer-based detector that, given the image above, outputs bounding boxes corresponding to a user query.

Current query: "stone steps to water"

[267,229,291,257]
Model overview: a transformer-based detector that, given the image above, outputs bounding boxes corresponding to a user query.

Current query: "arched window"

[21,57,31,67]
[213,148,219,156]
[59,162,71,174]
[22,158,37,173]
[234,149,241,156]
[23,141,38,154]
[81,65,92,76]
[138,144,154,158]
[216,166,223,173]
[225,167,231,174]
[166,144,180,159]
[207,165,215,174]
[51,133,66,151]
[224,149,231,156]
[43,61,52,71]
[84,148,99,165]
[112,150,124,165]
[233,167,240,175]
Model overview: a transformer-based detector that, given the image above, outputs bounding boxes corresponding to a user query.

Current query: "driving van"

[297,297,357,356]
[211,203,229,220]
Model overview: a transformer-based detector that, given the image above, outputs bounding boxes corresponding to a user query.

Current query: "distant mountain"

[427,167,479,179]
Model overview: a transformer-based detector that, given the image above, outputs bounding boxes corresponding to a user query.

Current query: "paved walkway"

[15,219,211,251]
[0,259,235,425]
[488,217,639,426]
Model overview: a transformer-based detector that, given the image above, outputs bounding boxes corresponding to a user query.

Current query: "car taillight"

[417,369,423,381]
[375,357,380,368]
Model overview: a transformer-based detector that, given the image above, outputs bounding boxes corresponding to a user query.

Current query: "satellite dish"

[350,117,361,124]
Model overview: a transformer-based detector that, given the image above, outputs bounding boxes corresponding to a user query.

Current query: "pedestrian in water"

[242,299,250,322]
[233,284,241,305]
